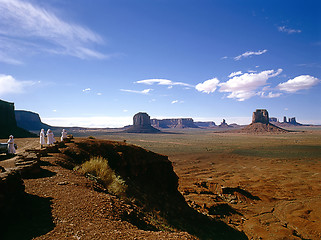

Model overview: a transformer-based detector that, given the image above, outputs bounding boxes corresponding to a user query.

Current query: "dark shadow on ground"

[23,168,57,179]
[208,203,243,217]
[166,204,248,240]
[1,193,54,240]
[0,154,15,161]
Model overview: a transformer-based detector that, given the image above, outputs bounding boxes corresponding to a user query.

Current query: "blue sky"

[0,0,320,127]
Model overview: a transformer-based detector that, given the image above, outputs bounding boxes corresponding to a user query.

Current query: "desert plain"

[1,126,321,239]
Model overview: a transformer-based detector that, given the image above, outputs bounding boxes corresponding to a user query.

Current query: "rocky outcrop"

[0,99,35,138]
[15,110,51,131]
[151,118,198,128]
[252,109,269,124]
[124,112,160,133]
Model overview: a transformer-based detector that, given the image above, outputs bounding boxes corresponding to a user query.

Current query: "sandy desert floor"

[1,128,321,239]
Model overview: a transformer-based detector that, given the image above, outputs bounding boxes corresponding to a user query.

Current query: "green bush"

[77,156,127,197]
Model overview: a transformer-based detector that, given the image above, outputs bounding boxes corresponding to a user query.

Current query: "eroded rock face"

[125,112,160,133]
[15,110,51,131]
[133,112,151,126]
[252,109,269,124]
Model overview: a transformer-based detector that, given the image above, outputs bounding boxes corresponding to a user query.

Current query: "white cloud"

[195,78,220,94]
[120,88,152,94]
[0,74,35,96]
[259,92,283,98]
[228,71,243,78]
[278,26,302,34]
[171,100,178,104]
[277,75,319,92]
[136,79,193,87]
[234,49,267,61]
[97,92,102,96]
[219,69,283,101]
[0,0,106,62]
[82,88,91,92]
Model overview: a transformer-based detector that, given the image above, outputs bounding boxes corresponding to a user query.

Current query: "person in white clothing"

[40,129,45,148]
[7,135,16,154]
[61,129,67,141]
[47,129,55,145]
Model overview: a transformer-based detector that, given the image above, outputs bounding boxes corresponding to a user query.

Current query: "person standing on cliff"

[47,129,55,145]
[61,129,67,142]
[7,135,16,155]
[40,129,45,148]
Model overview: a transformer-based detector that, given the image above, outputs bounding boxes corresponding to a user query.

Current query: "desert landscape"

[1,1,320,239]
[1,123,321,239]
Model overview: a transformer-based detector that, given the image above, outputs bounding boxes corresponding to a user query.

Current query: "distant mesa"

[194,121,216,128]
[124,112,160,133]
[151,118,198,129]
[236,109,288,134]
[269,116,303,127]
[0,99,36,138]
[15,110,51,131]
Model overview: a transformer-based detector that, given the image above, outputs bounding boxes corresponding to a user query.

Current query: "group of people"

[5,129,68,155]
[40,129,68,148]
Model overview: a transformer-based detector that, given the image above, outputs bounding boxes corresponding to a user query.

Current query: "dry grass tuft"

[77,156,127,197]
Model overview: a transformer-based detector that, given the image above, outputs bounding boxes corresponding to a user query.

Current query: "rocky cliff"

[0,99,35,138]
[151,118,198,128]
[15,110,51,131]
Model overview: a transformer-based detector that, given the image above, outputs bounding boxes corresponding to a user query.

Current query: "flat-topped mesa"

[252,109,269,124]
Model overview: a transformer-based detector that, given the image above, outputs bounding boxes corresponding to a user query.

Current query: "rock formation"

[0,99,35,138]
[15,110,51,131]
[236,109,288,133]
[151,118,198,128]
[218,119,232,128]
[124,112,160,133]
[252,109,269,124]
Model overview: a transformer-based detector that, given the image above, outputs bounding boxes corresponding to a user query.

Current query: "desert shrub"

[88,136,95,139]
[77,156,127,197]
